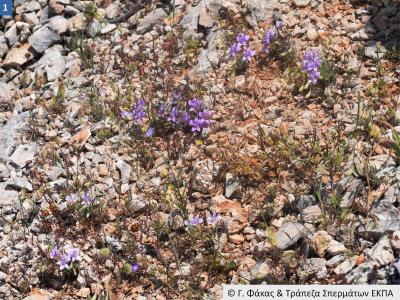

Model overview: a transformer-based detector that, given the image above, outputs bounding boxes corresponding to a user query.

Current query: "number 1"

[3,4,7,12]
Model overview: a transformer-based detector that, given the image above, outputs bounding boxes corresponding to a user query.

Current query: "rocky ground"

[1,0,400,299]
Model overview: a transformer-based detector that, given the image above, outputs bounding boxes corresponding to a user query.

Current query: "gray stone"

[22,1,41,12]
[247,0,281,22]
[275,222,308,250]
[22,12,40,26]
[0,82,13,112]
[5,24,18,47]
[5,176,32,191]
[10,143,39,168]
[358,219,400,239]
[36,46,66,81]
[105,1,121,19]
[327,240,346,255]
[345,262,374,284]
[0,35,8,58]
[137,8,167,34]
[105,235,122,251]
[0,190,19,208]
[334,257,357,275]
[192,159,220,193]
[301,205,321,223]
[86,19,102,37]
[2,43,34,67]
[116,159,131,184]
[65,5,80,16]
[29,25,61,53]
[0,114,27,160]
[293,0,311,7]
[0,163,10,179]
[48,16,68,34]
[366,236,395,267]
[195,49,220,74]
[302,258,326,276]
[128,194,148,213]
[100,23,117,34]
[295,195,317,211]
[180,4,201,38]
[371,199,399,221]
[225,173,240,198]
[250,259,274,280]
[364,42,386,60]
[327,254,347,268]
[48,166,64,181]
[322,176,364,209]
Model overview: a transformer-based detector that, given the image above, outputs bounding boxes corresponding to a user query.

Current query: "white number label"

[3,4,7,12]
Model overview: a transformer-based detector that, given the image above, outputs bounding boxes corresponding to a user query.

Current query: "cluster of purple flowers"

[120,98,146,124]
[66,191,94,206]
[184,212,221,227]
[262,21,284,54]
[230,33,255,62]
[302,50,321,85]
[159,95,212,133]
[49,245,80,270]
[187,97,212,133]
[262,29,275,54]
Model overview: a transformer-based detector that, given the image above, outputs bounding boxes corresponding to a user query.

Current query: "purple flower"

[230,43,241,58]
[131,263,139,272]
[275,20,284,30]
[168,107,178,123]
[189,118,202,132]
[184,215,204,226]
[66,193,78,204]
[158,104,166,118]
[81,192,94,206]
[58,254,71,270]
[302,50,321,84]
[133,98,146,124]
[263,29,275,53]
[120,110,133,119]
[181,111,190,124]
[242,47,256,61]
[172,92,182,103]
[67,247,80,262]
[145,127,154,137]
[207,212,221,225]
[236,33,250,46]
[188,97,202,112]
[50,246,59,259]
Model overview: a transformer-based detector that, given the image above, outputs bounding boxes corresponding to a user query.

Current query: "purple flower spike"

[158,104,166,118]
[67,247,80,262]
[207,212,221,225]
[81,192,94,206]
[120,110,133,119]
[242,47,256,61]
[131,263,139,272]
[145,127,154,137]
[50,246,59,259]
[230,43,241,58]
[263,29,275,53]
[188,97,202,112]
[189,118,202,132]
[66,193,78,204]
[275,20,284,29]
[181,111,190,124]
[133,98,146,124]
[302,50,321,85]
[58,254,71,270]
[184,215,204,226]
[168,107,178,124]
[236,33,250,46]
